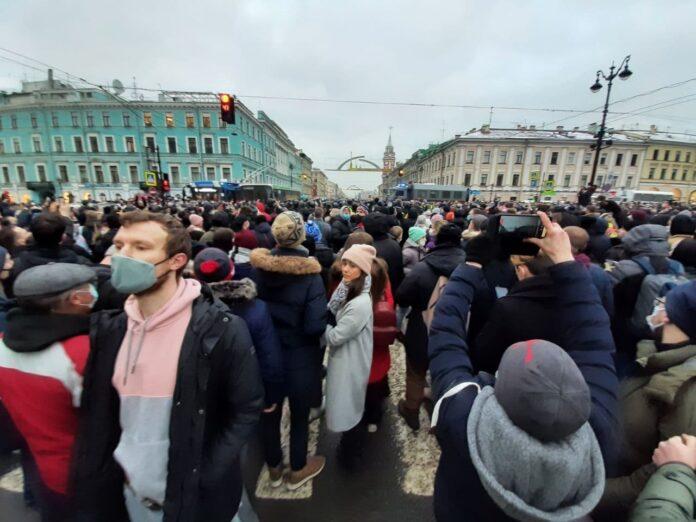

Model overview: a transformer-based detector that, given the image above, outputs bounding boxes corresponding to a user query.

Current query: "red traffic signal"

[162,173,171,192]
[219,93,235,124]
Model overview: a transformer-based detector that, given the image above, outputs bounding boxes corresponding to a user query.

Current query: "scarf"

[328,275,371,316]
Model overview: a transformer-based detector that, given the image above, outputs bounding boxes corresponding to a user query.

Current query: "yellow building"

[621,129,696,203]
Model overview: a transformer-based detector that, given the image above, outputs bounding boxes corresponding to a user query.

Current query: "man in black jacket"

[73,211,263,522]
[364,212,404,292]
[395,223,464,430]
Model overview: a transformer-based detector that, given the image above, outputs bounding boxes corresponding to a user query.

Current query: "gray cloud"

[2,0,695,190]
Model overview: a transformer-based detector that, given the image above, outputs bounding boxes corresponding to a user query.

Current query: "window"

[145,137,155,152]
[109,165,119,184]
[187,137,197,154]
[94,165,104,184]
[563,175,571,187]
[204,137,213,154]
[583,152,591,165]
[123,113,131,127]
[165,113,174,128]
[550,152,558,165]
[129,165,139,184]
[16,165,25,184]
[241,141,246,157]
[170,166,180,184]
[652,149,659,160]
[11,115,17,129]
[78,165,88,184]
[31,114,37,128]
[144,113,153,127]
[626,176,633,187]
[465,151,474,164]
[31,136,42,153]
[515,151,523,164]
[219,116,226,129]
[676,151,681,162]
[498,151,507,164]
[687,152,692,163]
[0,140,3,154]
[496,173,504,187]
[630,154,638,167]
[58,165,69,183]
[599,153,607,165]
[36,165,46,182]
[186,114,195,128]
[615,153,623,166]
[672,168,678,180]
[167,137,177,153]
[464,173,472,186]
[580,174,588,186]
[664,150,670,161]
[125,136,135,153]
[206,166,215,181]
[12,138,21,154]
[70,112,78,127]
[512,173,520,186]
[1,166,8,184]
[567,152,576,165]
[221,167,230,179]
[51,113,59,127]
[89,136,99,153]
[648,167,655,179]
[683,169,688,181]
[220,137,229,154]
[190,166,201,181]
[0,117,2,130]
[105,136,115,153]
[102,112,111,127]
[202,114,211,128]
[660,168,667,180]
[482,150,491,164]
[534,151,542,164]
[86,112,94,127]
[596,175,603,186]
[480,173,488,186]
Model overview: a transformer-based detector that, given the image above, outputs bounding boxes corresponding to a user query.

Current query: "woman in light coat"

[325,244,375,468]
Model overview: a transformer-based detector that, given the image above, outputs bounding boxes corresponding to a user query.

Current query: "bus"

[621,190,675,204]
[387,183,470,201]
[225,183,302,202]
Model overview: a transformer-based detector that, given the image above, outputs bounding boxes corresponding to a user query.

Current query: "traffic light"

[162,173,170,193]
[219,93,235,124]
[398,169,405,177]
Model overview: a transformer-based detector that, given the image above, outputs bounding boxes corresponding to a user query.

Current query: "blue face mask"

[111,255,170,295]
[342,213,351,221]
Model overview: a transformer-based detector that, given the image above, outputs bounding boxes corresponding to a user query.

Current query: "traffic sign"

[144,170,158,187]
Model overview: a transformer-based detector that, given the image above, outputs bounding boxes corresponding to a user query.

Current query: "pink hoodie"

[112,278,201,505]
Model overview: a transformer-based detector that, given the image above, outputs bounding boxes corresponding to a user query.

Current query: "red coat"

[370,281,397,383]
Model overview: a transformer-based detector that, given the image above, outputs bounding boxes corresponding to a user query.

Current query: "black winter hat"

[364,212,391,238]
[435,223,463,246]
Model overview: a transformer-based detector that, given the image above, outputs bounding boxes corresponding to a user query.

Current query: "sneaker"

[286,455,326,491]
[398,400,420,431]
[267,464,284,488]
[367,423,378,433]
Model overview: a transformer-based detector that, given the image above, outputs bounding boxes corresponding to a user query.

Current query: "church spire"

[383,127,395,173]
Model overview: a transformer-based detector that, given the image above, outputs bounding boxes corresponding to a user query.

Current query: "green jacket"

[596,342,696,520]
[631,463,696,521]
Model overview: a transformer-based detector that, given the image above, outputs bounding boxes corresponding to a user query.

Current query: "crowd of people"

[0,191,695,521]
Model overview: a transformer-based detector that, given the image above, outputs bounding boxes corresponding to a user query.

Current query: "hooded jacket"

[365,213,405,292]
[395,245,466,372]
[585,217,612,264]
[402,239,426,275]
[330,215,352,252]
[250,247,327,370]
[208,279,284,406]
[72,285,264,522]
[0,310,90,495]
[428,262,618,521]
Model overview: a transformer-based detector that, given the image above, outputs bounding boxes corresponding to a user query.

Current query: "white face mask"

[645,304,666,333]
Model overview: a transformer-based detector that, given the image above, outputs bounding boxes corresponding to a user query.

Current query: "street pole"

[588,55,633,187]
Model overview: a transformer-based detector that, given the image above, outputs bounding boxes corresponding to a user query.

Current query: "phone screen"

[497,215,543,237]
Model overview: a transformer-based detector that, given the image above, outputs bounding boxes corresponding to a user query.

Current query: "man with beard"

[73,211,263,522]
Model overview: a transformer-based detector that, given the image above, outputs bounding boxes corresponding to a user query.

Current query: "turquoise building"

[0,70,310,202]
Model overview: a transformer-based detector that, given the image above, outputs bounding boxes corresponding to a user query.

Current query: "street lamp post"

[588,55,633,187]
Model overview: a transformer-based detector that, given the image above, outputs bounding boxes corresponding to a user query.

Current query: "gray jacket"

[325,288,373,432]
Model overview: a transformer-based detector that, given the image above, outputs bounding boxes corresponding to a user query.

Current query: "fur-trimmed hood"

[250,248,321,276]
[208,278,257,303]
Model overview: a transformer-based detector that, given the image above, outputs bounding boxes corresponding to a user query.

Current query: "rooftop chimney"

[454,134,461,138]
[481,124,491,134]
[649,124,658,134]
[48,68,54,89]
[529,125,536,130]
[556,125,564,132]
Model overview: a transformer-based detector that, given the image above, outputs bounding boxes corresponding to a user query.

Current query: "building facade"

[0,71,313,202]
[383,125,652,202]
[311,168,329,199]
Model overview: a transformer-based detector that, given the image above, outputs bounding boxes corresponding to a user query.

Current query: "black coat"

[92,228,118,264]
[249,247,327,370]
[329,217,352,252]
[373,236,405,293]
[72,286,264,522]
[253,222,276,250]
[395,245,466,372]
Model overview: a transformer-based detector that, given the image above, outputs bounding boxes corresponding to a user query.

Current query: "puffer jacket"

[208,279,284,407]
[249,247,327,370]
[402,239,426,275]
[630,463,696,521]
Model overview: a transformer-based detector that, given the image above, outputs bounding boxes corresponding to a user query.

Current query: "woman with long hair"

[325,244,376,468]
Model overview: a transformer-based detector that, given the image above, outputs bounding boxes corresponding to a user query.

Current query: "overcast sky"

[2,0,695,190]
